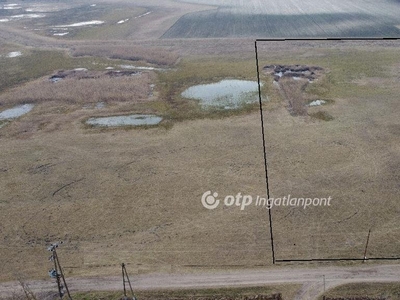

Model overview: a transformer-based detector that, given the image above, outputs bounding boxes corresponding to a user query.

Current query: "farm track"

[1,264,400,300]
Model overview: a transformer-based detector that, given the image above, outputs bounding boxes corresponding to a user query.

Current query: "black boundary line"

[256,37,400,42]
[276,258,400,262]
[255,37,400,264]
[255,41,275,264]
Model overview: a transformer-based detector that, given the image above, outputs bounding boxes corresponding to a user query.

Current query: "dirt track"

[1,264,400,300]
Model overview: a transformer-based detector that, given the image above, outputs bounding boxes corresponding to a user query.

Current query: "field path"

[1,264,400,299]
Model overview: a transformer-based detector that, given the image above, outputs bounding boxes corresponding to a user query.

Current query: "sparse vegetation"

[0,71,155,106]
[309,110,334,121]
[0,0,400,297]
[71,45,179,66]
[320,283,400,300]
[72,286,300,300]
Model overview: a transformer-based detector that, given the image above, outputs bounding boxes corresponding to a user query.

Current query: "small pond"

[181,79,262,109]
[308,100,326,107]
[0,104,34,120]
[86,114,162,127]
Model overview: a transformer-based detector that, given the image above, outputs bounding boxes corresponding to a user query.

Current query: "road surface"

[1,264,400,299]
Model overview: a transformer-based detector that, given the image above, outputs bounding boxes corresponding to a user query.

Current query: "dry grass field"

[0,1,399,298]
[0,41,399,283]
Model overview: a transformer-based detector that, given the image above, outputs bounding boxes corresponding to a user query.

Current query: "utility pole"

[48,242,72,300]
[323,275,326,292]
[121,263,136,300]
[363,228,372,263]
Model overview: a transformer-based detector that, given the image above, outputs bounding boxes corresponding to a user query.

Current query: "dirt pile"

[263,64,324,82]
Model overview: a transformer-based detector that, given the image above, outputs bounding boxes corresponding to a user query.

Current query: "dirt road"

[1,264,399,299]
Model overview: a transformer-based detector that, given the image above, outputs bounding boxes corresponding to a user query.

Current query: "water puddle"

[135,11,151,19]
[0,104,34,120]
[2,4,21,10]
[6,51,22,58]
[120,65,165,71]
[54,32,69,36]
[55,20,104,27]
[117,19,129,24]
[86,114,162,127]
[1,13,45,22]
[308,100,326,106]
[83,102,106,110]
[181,79,261,109]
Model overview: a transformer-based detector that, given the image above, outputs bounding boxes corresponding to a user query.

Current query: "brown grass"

[0,71,155,106]
[320,282,400,300]
[71,45,179,66]
[0,41,399,284]
[278,78,308,116]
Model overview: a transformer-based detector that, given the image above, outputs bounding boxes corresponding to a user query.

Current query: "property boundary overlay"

[254,37,400,264]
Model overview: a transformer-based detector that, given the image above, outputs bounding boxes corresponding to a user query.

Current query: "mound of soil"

[263,64,324,82]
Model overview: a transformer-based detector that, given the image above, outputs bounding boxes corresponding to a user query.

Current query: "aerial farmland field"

[0,0,399,299]
[164,0,400,38]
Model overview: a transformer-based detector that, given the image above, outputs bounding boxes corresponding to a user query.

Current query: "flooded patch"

[0,13,45,22]
[83,102,106,110]
[117,19,129,24]
[54,32,69,36]
[55,20,104,27]
[6,51,22,58]
[50,76,63,83]
[135,11,151,19]
[0,104,34,120]
[74,68,88,72]
[86,114,162,127]
[181,79,262,109]
[2,4,22,10]
[120,65,165,71]
[308,100,326,106]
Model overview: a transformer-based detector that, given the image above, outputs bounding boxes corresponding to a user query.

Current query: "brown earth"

[0,0,399,298]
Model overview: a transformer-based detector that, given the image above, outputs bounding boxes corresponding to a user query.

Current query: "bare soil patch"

[264,64,326,116]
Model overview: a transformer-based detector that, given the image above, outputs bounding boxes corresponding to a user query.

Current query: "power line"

[48,242,72,300]
[121,263,136,300]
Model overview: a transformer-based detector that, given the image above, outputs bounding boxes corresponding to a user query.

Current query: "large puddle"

[0,104,34,120]
[181,79,262,109]
[55,20,104,27]
[86,114,162,127]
